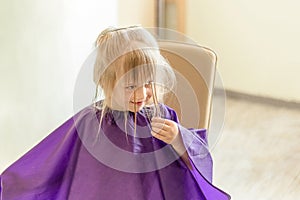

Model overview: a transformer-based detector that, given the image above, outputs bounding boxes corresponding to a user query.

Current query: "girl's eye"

[125,85,136,90]
[125,81,153,90]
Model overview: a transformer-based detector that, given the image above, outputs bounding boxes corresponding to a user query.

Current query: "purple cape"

[0,104,230,200]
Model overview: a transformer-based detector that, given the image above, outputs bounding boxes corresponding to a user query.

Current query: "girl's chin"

[109,101,153,112]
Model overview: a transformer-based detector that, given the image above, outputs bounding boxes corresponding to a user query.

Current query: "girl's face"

[110,70,154,112]
[125,81,153,112]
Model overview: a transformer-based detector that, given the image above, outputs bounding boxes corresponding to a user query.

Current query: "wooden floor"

[211,96,300,200]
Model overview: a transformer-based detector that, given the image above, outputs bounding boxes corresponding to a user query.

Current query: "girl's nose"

[134,85,147,99]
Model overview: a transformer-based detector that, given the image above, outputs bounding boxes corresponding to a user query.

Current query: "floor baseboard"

[214,88,300,110]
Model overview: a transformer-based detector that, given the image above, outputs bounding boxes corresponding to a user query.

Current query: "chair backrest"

[158,41,217,130]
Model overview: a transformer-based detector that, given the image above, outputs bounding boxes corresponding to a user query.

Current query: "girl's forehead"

[119,68,153,84]
[124,73,143,82]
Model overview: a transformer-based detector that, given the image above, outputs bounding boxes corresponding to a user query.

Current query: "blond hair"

[93,25,176,136]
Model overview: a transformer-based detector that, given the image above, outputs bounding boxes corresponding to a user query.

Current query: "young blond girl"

[0,25,230,200]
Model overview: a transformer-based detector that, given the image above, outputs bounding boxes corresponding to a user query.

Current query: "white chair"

[158,41,217,130]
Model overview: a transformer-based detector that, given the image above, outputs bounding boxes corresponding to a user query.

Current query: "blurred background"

[1,0,299,199]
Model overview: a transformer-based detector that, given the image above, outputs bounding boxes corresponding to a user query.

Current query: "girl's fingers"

[151,122,168,131]
[150,117,178,143]
[151,130,174,144]
[151,117,170,125]
[151,126,168,135]
[151,130,172,142]
[151,130,166,139]
[151,129,163,136]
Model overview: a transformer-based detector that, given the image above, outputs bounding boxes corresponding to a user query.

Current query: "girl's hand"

[150,117,179,144]
[151,117,192,169]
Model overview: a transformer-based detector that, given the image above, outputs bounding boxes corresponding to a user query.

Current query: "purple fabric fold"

[0,104,230,200]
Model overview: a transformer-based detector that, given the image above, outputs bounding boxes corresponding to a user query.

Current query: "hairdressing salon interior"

[1,1,299,199]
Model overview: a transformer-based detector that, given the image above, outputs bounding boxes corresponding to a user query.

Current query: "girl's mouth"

[130,101,144,106]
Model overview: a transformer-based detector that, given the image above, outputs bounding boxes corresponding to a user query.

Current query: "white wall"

[186,0,300,102]
[118,0,156,27]
[0,0,117,171]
